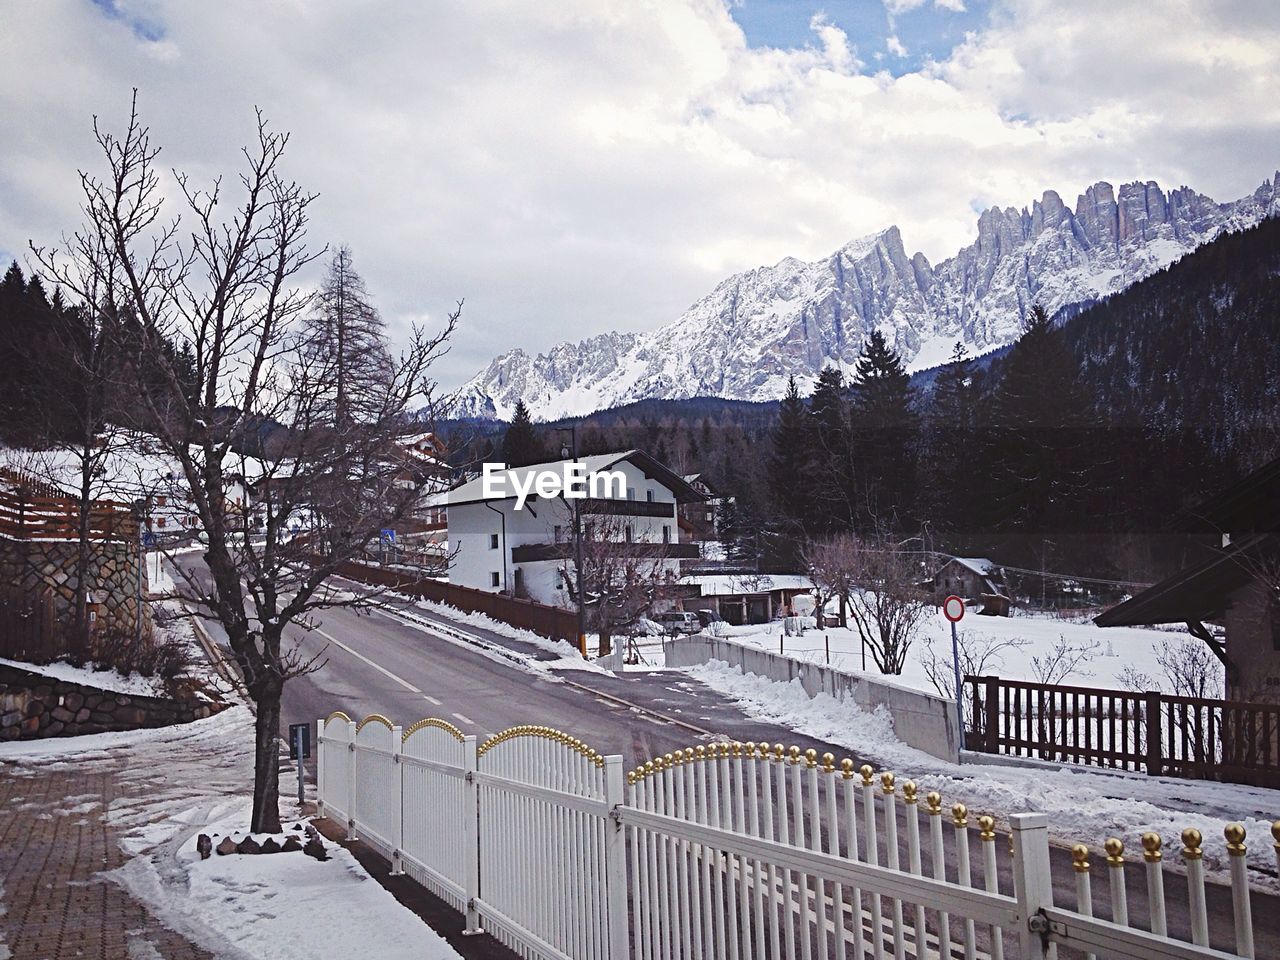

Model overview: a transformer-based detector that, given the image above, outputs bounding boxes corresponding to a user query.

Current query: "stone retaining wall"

[664,634,961,763]
[0,662,225,740]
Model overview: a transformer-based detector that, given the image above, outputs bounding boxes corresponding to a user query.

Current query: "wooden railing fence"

[966,675,1280,788]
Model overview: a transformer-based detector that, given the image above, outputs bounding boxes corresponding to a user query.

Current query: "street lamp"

[555,425,588,657]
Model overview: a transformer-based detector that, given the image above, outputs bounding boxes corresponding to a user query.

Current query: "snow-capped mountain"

[456,173,1280,420]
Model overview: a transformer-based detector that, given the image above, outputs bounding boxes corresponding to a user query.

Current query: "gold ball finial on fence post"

[841,758,855,780]
[789,745,802,765]
[978,815,996,841]
[1104,837,1125,865]
[881,771,896,795]
[822,753,836,774]
[773,743,786,761]
[951,802,968,827]
[1224,823,1247,857]
[1141,832,1163,862]
[926,791,943,815]
[903,781,918,804]
[1071,844,1090,872]
[1181,828,1204,861]
[805,748,818,768]
[859,764,874,786]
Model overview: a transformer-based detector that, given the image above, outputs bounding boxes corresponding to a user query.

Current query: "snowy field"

[703,606,1214,699]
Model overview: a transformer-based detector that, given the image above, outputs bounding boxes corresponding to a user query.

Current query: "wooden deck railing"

[965,674,1280,788]
[0,487,137,542]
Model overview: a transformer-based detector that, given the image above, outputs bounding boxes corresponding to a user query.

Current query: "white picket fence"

[317,712,1271,960]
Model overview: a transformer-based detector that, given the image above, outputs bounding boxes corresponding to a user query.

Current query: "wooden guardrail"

[336,560,580,646]
[966,674,1280,788]
[0,487,137,542]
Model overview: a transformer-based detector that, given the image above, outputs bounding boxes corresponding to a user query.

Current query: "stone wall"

[0,537,152,652]
[664,635,962,763]
[0,663,223,740]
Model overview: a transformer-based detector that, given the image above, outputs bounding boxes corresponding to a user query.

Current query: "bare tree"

[804,533,858,628]
[921,629,1030,700]
[33,93,460,831]
[560,511,677,658]
[843,533,931,675]
[1029,635,1099,685]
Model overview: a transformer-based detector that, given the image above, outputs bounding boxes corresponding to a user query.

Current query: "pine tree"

[849,331,917,530]
[921,342,976,531]
[805,366,855,531]
[297,246,392,428]
[501,399,548,467]
[986,303,1093,531]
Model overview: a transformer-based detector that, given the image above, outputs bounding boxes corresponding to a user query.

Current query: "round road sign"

[942,595,965,623]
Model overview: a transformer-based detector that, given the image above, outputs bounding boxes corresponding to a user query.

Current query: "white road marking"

[423,695,443,706]
[452,713,474,726]
[310,626,422,694]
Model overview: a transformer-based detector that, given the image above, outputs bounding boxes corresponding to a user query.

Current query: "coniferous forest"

[462,217,1280,584]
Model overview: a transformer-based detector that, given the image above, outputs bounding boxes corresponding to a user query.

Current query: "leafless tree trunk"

[34,92,459,831]
[841,532,930,675]
[560,510,676,657]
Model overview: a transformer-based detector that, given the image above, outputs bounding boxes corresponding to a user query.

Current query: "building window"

[625,524,633,543]
[646,489,655,502]
[490,572,500,588]
[705,511,713,522]
[627,488,635,501]
[662,525,671,544]
[554,525,564,542]
[489,533,499,550]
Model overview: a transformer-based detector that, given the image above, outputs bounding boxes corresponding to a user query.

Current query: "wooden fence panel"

[0,585,58,663]
[966,675,1280,788]
[335,560,579,645]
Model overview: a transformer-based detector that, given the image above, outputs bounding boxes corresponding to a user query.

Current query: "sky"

[1,0,1278,390]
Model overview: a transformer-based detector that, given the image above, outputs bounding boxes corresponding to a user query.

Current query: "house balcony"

[510,541,700,563]
[578,497,675,518]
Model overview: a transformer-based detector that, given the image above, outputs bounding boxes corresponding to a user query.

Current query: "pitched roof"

[939,557,999,577]
[444,450,706,507]
[1094,534,1274,627]
[1185,456,1280,534]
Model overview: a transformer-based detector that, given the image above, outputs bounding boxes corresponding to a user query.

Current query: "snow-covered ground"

[0,655,168,697]
[689,659,1280,890]
[706,606,1211,697]
[0,707,462,960]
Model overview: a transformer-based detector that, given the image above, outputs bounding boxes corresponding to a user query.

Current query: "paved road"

[175,560,1280,957]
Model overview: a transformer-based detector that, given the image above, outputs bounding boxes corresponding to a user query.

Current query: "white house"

[445,450,704,606]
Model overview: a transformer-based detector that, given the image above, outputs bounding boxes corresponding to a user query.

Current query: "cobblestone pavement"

[0,705,259,960]
[0,756,217,960]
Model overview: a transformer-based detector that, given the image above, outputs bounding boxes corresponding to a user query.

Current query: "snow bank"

[0,655,165,697]
[690,660,1280,889]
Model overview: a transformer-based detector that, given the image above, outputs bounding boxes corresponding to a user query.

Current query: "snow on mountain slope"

[456,173,1280,420]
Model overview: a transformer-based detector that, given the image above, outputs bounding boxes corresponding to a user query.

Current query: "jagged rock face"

[457,173,1280,420]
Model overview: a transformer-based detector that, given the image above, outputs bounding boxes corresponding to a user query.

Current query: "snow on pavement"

[0,655,166,697]
[688,659,1280,890]
[0,706,462,960]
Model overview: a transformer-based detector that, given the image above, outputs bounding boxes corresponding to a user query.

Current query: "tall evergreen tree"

[849,331,917,530]
[501,399,548,467]
[921,342,976,530]
[764,375,812,566]
[986,303,1092,531]
[805,366,856,531]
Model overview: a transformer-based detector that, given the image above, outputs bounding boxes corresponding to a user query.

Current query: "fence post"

[1011,812,1053,960]
[346,719,359,841]
[462,734,482,935]
[603,755,628,960]
[315,717,326,819]
[1144,691,1163,777]
[984,676,1001,753]
[391,724,405,876]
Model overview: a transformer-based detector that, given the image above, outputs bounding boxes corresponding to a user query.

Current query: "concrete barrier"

[665,635,961,763]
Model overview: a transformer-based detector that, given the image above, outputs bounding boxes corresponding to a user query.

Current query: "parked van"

[655,611,701,636]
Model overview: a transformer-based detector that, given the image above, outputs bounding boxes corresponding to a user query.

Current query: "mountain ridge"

[456,171,1280,420]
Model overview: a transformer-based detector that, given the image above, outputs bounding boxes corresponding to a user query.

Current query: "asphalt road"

[173,559,1279,957]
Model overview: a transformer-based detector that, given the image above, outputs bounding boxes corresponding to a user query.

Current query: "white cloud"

[0,0,1276,390]
[934,0,967,11]
[887,34,909,58]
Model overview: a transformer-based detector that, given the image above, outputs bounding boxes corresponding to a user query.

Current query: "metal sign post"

[943,595,966,761]
[289,722,311,808]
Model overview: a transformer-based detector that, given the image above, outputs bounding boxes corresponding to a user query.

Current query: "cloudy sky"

[2,0,1277,389]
